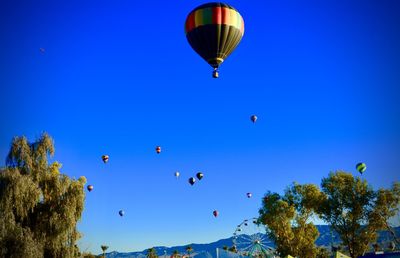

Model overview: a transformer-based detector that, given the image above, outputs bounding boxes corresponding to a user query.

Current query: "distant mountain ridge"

[102,225,400,258]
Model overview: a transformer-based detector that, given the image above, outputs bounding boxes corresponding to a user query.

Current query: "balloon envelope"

[189,177,196,185]
[250,115,257,123]
[247,192,252,198]
[102,155,109,163]
[87,185,93,192]
[185,2,244,75]
[119,210,124,216]
[213,210,219,217]
[356,162,367,174]
[156,146,161,154]
[174,171,180,178]
[196,172,204,180]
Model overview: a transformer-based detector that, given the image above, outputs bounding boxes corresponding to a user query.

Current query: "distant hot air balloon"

[356,162,367,174]
[189,177,196,186]
[213,210,219,217]
[250,115,257,123]
[87,185,94,192]
[39,47,45,54]
[102,155,109,163]
[174,171,180,178]
[196,172,204,180]
[185,2,245,78]
[119,210,125,217]
[156,146,161,154]
[246,192,252,198]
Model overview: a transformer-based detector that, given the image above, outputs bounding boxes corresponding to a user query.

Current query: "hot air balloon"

[213,210,219,217]
[250,115,257,123]
[356,162,366,174]
[189,177,196,186]
[156,146,161,154]
[174,171,180,178]
[196,172,204,180]
[185,3,245,78]
[39,48,45,54]
[87,185,94,192]
[102,155,109,163]
[119,210,125,217]
[246,192,252,198]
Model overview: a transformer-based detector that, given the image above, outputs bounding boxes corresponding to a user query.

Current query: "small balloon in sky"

[213,210,219,217]
[188,177,196,186]
[87,185,94,192]
[196,172,203,180]
[174,171,180,178]
[356,162,367,174]
[39,47,45,54]
[155,146,161,154]
[102,155,109,163]
[246,192,252,198]
[119,210,125,217]
[250,115,257,123]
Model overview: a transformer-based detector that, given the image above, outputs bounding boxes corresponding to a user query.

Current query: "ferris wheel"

[232,218,276,257]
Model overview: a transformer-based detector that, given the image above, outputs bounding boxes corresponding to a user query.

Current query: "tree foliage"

[0,133,86,258]
[258,183,324,258]
[259,172,400,258]
[171,250,180,258]
[318,171,400,258]
[146,247,158,258]
[185,245,193,257]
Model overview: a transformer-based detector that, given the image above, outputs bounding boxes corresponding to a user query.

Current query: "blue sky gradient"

[1,0,399,254]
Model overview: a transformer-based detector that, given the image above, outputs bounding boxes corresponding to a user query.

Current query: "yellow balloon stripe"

[187,7,244,35]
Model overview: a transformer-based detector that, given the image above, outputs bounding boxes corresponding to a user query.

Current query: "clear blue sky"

[1,0,399,254]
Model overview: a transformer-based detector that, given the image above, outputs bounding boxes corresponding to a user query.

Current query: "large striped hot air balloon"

[185,2,245,78]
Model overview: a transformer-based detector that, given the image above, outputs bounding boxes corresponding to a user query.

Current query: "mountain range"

[101,225,400,258]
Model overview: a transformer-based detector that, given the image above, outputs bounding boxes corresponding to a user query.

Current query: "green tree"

[100,245,108,258]
[0,133,86,258]
[316,247,330,258]
[228,246,237,253]
[318,171,400,258]
[171,250,180,258]
[185,245,193,257]
[146,247,158,258]
[82,253,97,258]
[258,183,323,258]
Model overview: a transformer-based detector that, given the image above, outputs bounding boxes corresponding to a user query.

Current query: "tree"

[171,250,180,258]
[318,171,400,258]
[228,246,237,253]
[0,133,86,258]
[82,253,97,258]
[146,247,158,258]
[258,183,324,258]
[185,246,193,257]
[316,247,330,258]
[100,245,108,258]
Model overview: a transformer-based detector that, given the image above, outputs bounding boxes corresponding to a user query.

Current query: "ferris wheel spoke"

[232,218,276,257]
